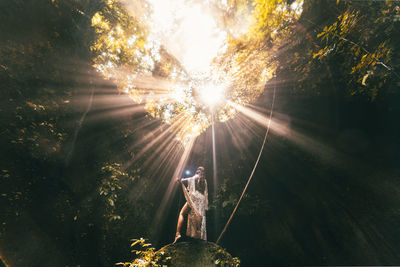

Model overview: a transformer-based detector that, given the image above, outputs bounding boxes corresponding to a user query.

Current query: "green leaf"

[130,239,141,247]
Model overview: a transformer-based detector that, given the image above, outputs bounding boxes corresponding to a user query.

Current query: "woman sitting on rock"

[174,166,208,243]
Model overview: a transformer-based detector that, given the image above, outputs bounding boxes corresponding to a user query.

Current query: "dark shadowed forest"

[0,0,399,266]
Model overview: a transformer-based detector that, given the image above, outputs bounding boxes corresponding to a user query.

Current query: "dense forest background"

[1,0,399,266]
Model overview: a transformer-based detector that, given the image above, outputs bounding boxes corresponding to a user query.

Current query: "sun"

[199,83,226,108]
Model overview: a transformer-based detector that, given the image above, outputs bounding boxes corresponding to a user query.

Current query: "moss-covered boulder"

[157,240,239,267]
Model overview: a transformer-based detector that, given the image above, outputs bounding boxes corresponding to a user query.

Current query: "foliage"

[214,247,241,267]
[218,0,399,101]
[312,1,398,100]
[99,162,132,221]
[211,177,270,218]
[0,0,91,230]
[278,0,399,101]
[0,1,157,265]
[91,0,152,79]
[213,0,303,102]
[116,238,171,267]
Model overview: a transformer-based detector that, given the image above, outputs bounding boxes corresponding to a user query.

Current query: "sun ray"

[151,135,197,236]
[230,101,361,169]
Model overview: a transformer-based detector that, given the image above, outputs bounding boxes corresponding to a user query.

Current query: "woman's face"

[196,167,204,176]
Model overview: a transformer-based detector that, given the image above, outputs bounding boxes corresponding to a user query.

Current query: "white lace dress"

[181,175,208,240]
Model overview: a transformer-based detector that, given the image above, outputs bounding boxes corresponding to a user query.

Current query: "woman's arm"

[180,174,199,182]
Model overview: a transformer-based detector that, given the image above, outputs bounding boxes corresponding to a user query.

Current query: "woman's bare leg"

[174,202,190,243]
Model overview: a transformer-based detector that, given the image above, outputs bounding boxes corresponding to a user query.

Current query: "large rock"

[157,240,237,267]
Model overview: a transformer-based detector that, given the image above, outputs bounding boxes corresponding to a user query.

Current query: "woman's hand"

[176,177,182,183]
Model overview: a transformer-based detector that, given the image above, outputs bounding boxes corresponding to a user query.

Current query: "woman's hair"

[196,166,206,194]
